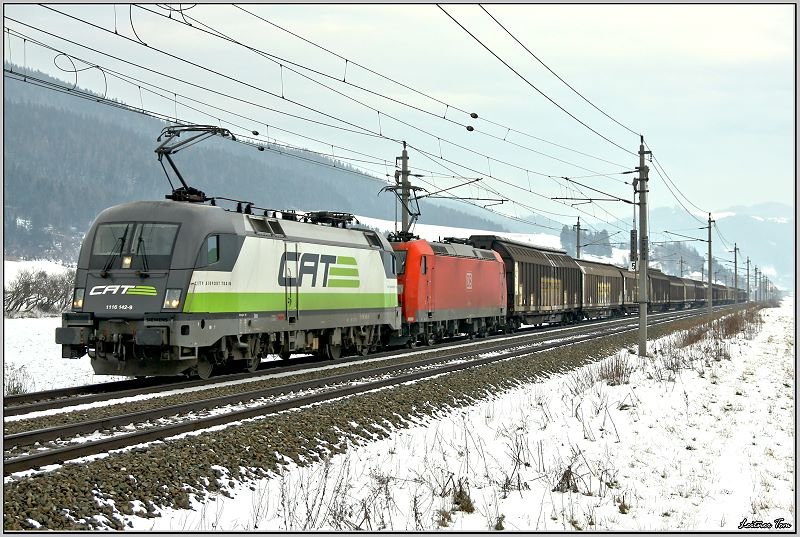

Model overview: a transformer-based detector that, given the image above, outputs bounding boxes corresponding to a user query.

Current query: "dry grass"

[597,353,635,386]
[4,363,36,395]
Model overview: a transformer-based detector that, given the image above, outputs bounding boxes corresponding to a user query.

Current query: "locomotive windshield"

[90,222,179,270]
[394,250,407,275]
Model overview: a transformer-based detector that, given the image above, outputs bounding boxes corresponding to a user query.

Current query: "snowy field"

[115,299,792,532]
[2,255,794,530]
[3,316,129,392]
[3,259,72,288]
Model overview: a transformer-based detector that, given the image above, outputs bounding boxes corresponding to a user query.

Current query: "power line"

[713,222,733,251]
[6,23,594,232]
[410,142,630,234]
[10,9,630,235]
[645,141,708,214]
[232,3,631,170]
[648,160,705,225]
[6,64,565,237]
[478,4,640,138]
[5,16,401,149]
[438,4,637,157]
[135,4,634,186]
[35,7,399,142]
[5,26,400,171]
[31,7,632,200]
[4,70,398,191]
[3,31,404,178]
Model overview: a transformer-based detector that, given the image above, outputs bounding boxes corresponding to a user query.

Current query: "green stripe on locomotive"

[183,236,397,314]
[183,291,396,312]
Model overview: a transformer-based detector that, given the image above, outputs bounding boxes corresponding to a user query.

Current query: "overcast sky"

[4,3,795,234]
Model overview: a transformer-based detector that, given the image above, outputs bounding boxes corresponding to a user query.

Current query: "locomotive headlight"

[122,256,132,269]
[72,288,85,310]
[163,289,182,310]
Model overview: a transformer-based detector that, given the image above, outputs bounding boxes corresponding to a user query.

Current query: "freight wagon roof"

[468,235,567,255]
[469,235,579,269]
[574,259,625,278]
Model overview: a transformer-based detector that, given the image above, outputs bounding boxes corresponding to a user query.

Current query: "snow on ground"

[4,259,73,288]
[125,299,795,532]
[3,317,128,392]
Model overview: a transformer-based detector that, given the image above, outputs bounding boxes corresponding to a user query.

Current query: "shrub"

[5,364,36,395]
[597,353,634,386]
[4,268,75,315]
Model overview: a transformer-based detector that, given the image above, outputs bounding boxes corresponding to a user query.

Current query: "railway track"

[3,306,716,417]
[3,306,720,475]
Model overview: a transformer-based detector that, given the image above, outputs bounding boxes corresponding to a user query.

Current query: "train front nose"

[83,276,171,317]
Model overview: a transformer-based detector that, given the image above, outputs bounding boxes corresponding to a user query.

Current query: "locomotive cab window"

[90,222,179,270]
[395,250,407,275]
[207,235,219,264]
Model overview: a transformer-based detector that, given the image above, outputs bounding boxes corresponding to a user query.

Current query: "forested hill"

[4,64,508,262]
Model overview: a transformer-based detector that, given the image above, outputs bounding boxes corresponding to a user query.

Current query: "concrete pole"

[637,137,650,357]
[734,243,738,305]
[754,267,759,302]
[746,257,750,303]
[400,142,410,234]
[707,213,713,326]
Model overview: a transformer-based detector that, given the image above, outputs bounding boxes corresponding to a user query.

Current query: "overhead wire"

[437,4,637,158]
[35,7,401,142]
[232,3,631,170]
[32,5,634,205]
[134,3,635,187]
[5,26,399,169]
[3,70,397,191]
[5,60,557,234]
[647,150,705,224]
[5,23,571,232]
[479,4,640,138]
[410,142,630,234]
[5,16,403,150]
[645,141,708,214]
[10,8,631,234]
[3,33,402,177]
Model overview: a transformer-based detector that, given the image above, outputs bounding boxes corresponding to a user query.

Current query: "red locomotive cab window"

[395,250,407,275]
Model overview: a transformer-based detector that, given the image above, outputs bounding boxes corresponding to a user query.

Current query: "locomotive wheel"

[196,359,214,380]
[246,354,261,372]
[279,351,292,360]
[323,343,342,360]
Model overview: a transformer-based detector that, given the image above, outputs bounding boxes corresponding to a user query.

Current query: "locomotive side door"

[284,241,299,324]
[423,255,433,318]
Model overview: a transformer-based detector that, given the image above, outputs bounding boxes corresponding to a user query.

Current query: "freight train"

[56,199,743,378]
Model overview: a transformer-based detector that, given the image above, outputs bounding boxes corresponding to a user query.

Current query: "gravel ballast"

[3,314,722,530]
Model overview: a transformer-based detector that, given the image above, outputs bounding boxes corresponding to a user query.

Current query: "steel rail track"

[3,307,710,475]
[3,307,709,416]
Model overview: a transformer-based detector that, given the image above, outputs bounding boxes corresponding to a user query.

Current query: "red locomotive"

[391,238,506,345]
